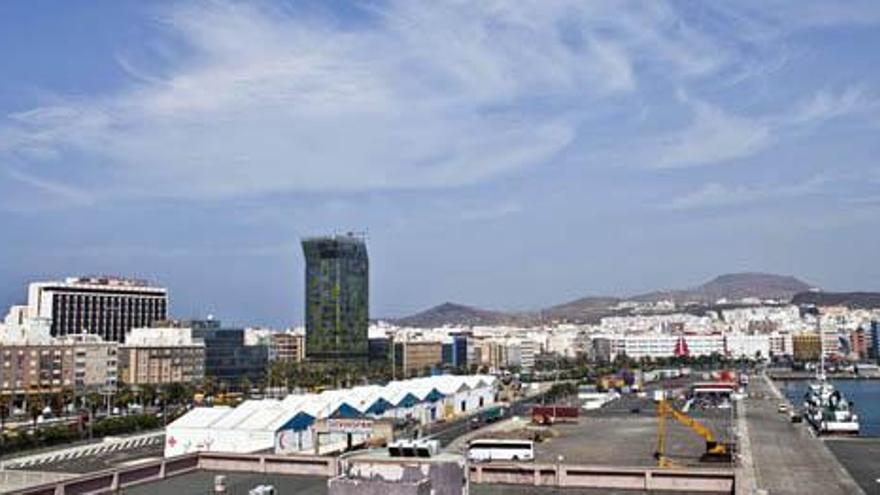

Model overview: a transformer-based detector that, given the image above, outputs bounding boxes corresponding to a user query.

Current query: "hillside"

[541,296,622,324]
[393,302,525,327]
[632,273,813,304]
[392,272,817,327]
[791,291,880,309]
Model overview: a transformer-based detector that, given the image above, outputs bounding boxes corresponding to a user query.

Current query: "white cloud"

[647,86,875,169]
[666,176,826,211]
[0,1,877,202]
[1,167,94,212]
[0,0,739,201]
[459,201,523,221]
[652,101,772,169]
[786,86,873,126]
[2,1,636,200]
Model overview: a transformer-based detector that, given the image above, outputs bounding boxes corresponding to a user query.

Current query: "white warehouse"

[165,374,497,458]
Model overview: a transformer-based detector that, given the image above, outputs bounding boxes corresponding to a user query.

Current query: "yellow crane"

[654,398,732,467]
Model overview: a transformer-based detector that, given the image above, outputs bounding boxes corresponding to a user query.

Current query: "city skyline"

[2,1,880,327]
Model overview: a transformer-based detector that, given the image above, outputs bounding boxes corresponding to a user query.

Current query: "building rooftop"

[31,277,167,293]
[302,232,367,243]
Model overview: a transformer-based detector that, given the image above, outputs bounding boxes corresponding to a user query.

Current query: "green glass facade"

[302,235,369,361]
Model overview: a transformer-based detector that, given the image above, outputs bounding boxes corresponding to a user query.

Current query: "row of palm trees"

[0,358,510,433]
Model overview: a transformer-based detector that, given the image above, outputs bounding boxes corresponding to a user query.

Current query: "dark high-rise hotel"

[302,234,369,361]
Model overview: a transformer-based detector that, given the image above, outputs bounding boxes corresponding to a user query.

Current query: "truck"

[470,406,506,429]
[531,405,579,425]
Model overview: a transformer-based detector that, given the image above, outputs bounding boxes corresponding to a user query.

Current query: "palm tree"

[60,388,75,416]
[28,393,44,430]
[49,391,66,417]
[162,383,187,405]
[199,376,217,397]
[240,376,253,396]
[141,384,157,408]
[83,391,102,438]
[0,393,11,443]
[115,386,134,413]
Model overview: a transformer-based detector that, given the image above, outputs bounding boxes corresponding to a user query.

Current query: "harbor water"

[779,379,880,437]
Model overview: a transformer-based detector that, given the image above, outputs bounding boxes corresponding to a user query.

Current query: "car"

[777,403,789,413]
[790,412,803,423]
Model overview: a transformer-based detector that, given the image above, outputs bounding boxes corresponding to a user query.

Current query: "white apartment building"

[598,334,732,360]
[490,338,536,371]
[599,313,719,335]
[724,334,771,359]
[721,305,802,332]
[544,330,580,358]
[768,332,794,357]
[1,305,52,345]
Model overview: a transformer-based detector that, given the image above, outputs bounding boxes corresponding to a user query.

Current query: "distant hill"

[392,272,817,327]
[542,296,622,324]
[791,291,880,309]
[632,273,813,304]
[393,302,525,327]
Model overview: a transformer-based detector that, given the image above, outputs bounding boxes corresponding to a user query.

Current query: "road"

[746,374,864,495]
[420,391,543,447]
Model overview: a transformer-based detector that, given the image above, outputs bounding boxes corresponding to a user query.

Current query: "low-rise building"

[192,323,269,386]
[0,334,117,396]
[119,327,205,386]
[870,321,880,361]
[393,340,442,377]
[850,328,868,361]
[272,332,306,363]
[768,332,793,357]
[724,334,770,360]
[792,332,821,362]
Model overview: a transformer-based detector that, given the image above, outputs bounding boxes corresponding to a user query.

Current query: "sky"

[1,1,879,327]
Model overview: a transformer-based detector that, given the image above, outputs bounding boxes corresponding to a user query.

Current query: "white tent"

[166,374,499,457]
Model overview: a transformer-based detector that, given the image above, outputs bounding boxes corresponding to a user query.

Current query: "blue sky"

[1,1,879,326]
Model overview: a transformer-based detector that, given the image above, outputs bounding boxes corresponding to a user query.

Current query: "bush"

[0,413,162,457]
[92,413,160,437]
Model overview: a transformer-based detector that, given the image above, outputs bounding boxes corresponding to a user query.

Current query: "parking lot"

[535,393,735,468]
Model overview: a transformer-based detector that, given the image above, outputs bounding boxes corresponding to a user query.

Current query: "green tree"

[240,376,253,396]
[199,376,217,397]
[0,393,11,443]
[49,391,66,417]
[115,386,134,411]
[141,384,157,407]
[162,382,188,405]
[27,393,44,430]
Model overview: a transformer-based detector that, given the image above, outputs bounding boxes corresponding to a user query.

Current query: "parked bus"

[467,439,534,462]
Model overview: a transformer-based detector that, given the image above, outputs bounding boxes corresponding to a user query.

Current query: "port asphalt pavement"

[746,374,864,495]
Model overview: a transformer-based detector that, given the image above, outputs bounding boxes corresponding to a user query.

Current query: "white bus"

[467,439,534,462]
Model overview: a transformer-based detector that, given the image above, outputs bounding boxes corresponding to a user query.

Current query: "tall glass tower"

[301,234,369,361]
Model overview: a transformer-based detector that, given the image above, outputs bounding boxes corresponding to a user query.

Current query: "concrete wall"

[344,458,466,495]
[329,477,432,495]
[198,452,337,477]
[6,454,200,495]
[5,452,734,495]
[469,462,735,493]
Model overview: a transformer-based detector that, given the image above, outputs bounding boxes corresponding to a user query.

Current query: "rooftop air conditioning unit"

[388,439,440,458]
[414,439,440,458]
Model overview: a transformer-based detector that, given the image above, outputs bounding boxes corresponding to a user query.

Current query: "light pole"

[556,454,565,489]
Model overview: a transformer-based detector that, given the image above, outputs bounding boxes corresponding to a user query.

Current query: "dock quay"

[745,374,865,495]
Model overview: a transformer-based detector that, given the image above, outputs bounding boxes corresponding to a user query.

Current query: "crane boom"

[666,403,716,443]
[655,398,731,467]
